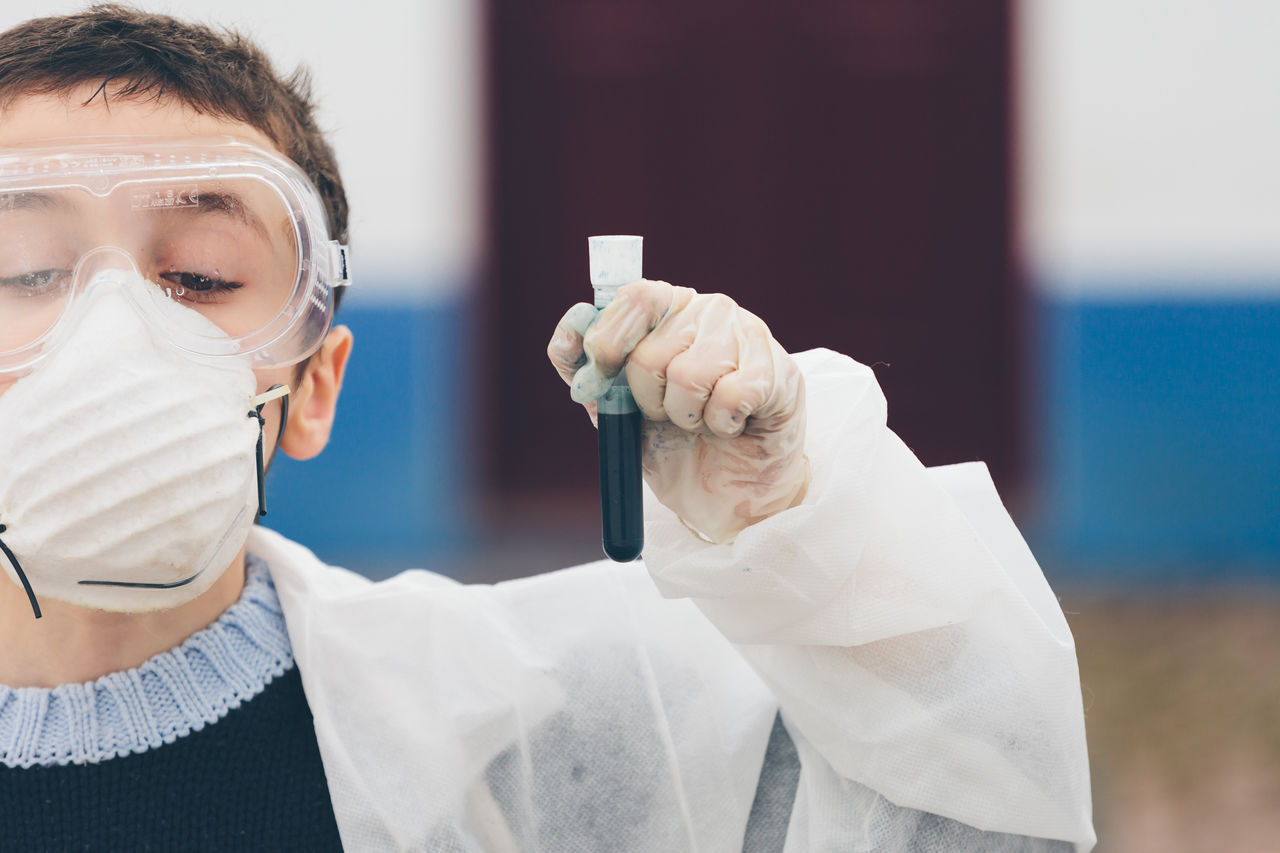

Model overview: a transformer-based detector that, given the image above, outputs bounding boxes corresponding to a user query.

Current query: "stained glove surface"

[548,280,809,543]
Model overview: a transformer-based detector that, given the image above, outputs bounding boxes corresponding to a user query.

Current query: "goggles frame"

[0,135,352,375]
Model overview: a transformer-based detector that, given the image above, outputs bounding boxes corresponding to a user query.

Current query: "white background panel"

[0,1,483,303]
[1019,0,1280,296]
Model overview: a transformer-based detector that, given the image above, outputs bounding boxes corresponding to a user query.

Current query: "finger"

[661,338,741,432]
[751,338,804,424]
[585,280,675,375]
[625,323,695,422]
[658,293,742,429]
[572,280,693,403]
[703,318,774,438]
[720,339,803,446]
[547,302,599,386]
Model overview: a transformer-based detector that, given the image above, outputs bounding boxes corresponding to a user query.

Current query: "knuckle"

[664,358,701,392]
[636,398,668,421]
[546,340,568,365]
[584,333,625,369]
[777,348,801,384]
[666,283,698,310]
[613,279,646,304]
[561,302,598,335]
[715,383,752,417]
[619,279,677,315]
[703,292,737,313]
[625,343,665,379]
[616,278,651,297]
[726,372,769,412]
[743,310,771,339]
[707,412,742,438]
[546,335,580,367]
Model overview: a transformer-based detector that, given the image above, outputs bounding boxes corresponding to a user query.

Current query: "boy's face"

[0,85,351,463]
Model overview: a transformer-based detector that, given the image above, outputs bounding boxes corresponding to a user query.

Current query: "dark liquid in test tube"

[598,397,643,562]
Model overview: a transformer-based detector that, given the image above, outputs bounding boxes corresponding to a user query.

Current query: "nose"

[72,246,142,292]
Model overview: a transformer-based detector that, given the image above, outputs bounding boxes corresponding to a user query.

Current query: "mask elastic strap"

[247,384,291,518]
[0,524,41,619]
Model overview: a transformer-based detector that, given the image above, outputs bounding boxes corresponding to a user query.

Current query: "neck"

[0,550,248,688]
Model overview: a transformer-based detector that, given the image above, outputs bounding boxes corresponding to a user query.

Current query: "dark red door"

[485,0,1020,510]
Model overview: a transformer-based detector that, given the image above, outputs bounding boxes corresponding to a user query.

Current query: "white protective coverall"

[252,349,1096,852]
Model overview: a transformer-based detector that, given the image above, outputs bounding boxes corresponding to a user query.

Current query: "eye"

[0,269,69,295]
[159,271,244,303]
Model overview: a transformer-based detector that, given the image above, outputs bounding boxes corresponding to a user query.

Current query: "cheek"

[253,368,295,397]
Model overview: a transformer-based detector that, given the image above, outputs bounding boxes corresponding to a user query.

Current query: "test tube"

[588,235,644,562]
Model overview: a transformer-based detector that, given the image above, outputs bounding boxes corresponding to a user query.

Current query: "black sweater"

[0,666,342,852]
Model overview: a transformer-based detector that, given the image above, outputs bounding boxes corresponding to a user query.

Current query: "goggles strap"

[0,524,41,620]
[247,385,291,518]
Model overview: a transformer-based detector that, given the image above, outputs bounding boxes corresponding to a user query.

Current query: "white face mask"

[0,271,281,615]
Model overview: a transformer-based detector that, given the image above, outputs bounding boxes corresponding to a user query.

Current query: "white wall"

[0,0,483,303]
[1019,0,1280,297]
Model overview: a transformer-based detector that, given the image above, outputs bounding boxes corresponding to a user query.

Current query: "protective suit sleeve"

[745,713,1074,852]
[640,348,1096,851]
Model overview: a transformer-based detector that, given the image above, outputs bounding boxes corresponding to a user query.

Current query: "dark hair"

[0,4,348,311]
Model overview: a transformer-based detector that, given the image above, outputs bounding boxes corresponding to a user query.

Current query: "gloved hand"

[548,280,809,543]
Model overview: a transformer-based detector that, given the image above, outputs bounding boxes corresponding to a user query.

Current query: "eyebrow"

[181,190,271,242]
[0,191,73,213]
[0,187,291,245]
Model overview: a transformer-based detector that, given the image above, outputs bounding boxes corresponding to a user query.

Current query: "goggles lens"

[0,178,299,352]
[0,137,350,374]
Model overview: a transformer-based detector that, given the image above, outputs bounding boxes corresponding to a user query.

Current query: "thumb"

[571,280,689,403]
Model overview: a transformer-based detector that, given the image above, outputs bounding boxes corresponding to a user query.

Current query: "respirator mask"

[0,136,351,616]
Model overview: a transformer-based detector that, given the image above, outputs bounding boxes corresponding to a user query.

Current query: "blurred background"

[2,1,1277,849]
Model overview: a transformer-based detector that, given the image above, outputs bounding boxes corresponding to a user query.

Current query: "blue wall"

[257,287,1280,584]
[1030,291,1280,582]
[261,295,472,576]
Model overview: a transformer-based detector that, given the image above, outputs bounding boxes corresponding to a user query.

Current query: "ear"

[280,325,354,461]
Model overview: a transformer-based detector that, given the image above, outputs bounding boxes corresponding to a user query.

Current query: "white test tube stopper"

[588,235,643,307]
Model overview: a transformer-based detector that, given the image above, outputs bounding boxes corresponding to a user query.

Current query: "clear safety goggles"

[0,136,351,375]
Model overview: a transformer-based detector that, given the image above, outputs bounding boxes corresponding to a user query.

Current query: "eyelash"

[0,269,69,294]
[159,272,244,303]
[0,269,243,303]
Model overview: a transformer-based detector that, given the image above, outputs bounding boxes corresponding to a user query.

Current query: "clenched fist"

[548,280,809,543]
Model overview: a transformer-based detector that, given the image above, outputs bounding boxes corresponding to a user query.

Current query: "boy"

[0,6,1093,851]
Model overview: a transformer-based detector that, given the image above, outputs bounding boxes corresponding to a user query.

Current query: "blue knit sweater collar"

[0,554,292,769]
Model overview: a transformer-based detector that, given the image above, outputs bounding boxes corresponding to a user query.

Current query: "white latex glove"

[547,279,809,543]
